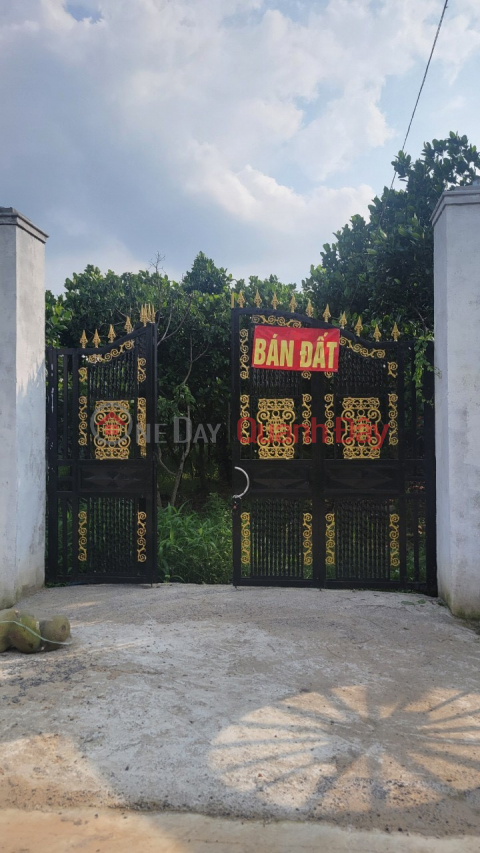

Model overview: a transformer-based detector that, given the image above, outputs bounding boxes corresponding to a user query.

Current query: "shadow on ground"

[1,585,480,839]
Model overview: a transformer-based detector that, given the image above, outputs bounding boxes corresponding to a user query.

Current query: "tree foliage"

[45,290,73,347]
[45,131,480,500]
[50,265,167,348]
[46,256,239,504]
[303,132,480,336]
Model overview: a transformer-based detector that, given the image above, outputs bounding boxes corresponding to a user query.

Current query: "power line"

[388,0,449,193]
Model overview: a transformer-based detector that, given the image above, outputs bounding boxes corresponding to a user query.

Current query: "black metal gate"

[46,321,157,584]
[231,296,436,592]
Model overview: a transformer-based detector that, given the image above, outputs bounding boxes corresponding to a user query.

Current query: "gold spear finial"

[392,321,400,341]
[140,305,147,326]
[339,311,347,329]
[289,294,297,312]
[323,303,331,322]
[238,291,246,308]
[373,323,381,341]
[254,288,262,308]
[92,329,101,348]
[125,316,133,334]
[231,291,235,309]
[306,298,314,317]
[108,324,115,343]
[354,316,363,337]
[271,292,279,309]
[149,304,155,322]
[80,330,88,348]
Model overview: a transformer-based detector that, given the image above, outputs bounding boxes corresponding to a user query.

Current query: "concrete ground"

[1,585,480,852]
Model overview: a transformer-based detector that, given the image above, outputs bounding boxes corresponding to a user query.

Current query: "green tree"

[182,251,232,295]
[52,264,166,347]
[156,279,231,504]
[46,255,234,505]
[45,250,330,505]
[45,290,73,347]
[240,274,303,311]
[303,132,480,336]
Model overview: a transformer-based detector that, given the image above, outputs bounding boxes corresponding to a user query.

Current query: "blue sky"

[1,0,480,293]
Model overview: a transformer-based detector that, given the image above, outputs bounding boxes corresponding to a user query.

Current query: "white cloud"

[46,236,150,293]
[1,0,480,290]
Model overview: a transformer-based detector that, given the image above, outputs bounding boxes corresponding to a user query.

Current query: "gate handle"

[233,466,250,500]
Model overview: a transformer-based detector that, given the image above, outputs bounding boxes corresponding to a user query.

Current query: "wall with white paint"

[433,186,480,617]
[0,208,47,608]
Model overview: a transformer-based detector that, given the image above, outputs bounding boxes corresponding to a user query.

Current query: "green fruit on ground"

[8,612,41,654]
[39,615,71,651]
[0,608,17,653]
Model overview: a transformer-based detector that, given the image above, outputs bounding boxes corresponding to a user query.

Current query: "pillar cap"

[432,186,480,228]
[0,207,48,243]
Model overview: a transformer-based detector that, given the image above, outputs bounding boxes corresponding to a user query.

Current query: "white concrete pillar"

[0,208,48,608]
[432,186,480,618]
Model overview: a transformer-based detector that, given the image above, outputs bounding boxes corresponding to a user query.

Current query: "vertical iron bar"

[413,498,420,583]
[397,344,407,587]
[149,322,158,583]
[424,341,437,593]
[46,347,58,583]
[71,351,80,581]
[232,499,242,585]
[313,367,324,588]
[62,496,68,576]
[231,307,242,585]
[411,345,417,459]
[63,355,69,461]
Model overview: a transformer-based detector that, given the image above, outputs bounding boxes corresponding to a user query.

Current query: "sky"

[1,0,480,293]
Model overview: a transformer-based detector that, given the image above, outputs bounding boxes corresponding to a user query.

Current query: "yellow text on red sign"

[251,326,340,372]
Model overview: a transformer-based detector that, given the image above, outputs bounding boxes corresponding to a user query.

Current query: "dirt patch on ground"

[1,586,480,839]
[1,808,480,853]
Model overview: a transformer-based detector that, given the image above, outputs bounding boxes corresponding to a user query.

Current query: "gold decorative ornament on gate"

[303,513,313,566]
[326,512,335,566]
[340,336,385,360]
[137,398,147,457]
[324,393,335,445]
[340,397,383,459]
[239,328,249,379]
[252,314,302,328]
[240,512,251,566]
[301,394,312,445]
[87,339,135,364]
[240,394,250,445]
[137,357,147,384]
[257,398,295,459]
[78,511,87,562]
[78,396,88,447]
[389,513,400,568]
[137,511,147,562]
[93,401,131,459]
[388,393,399,446]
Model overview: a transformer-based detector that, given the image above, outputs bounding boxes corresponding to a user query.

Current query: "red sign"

[252,326,340,372]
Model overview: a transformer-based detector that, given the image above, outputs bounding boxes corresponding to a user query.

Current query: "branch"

[157,449,176,478]
[191,343,210,363]
[157,292,193,346]
[184,336,194,385]
[149,251,166,276]
[411,303,428,335]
